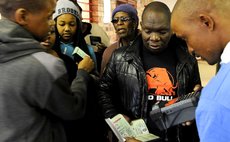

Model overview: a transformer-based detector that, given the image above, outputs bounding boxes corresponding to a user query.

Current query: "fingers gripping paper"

[72,46,89,58]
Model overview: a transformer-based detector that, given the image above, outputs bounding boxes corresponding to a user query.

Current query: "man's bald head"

[172,0,230,21]
[142,1,171,23]
[171,0,230,65]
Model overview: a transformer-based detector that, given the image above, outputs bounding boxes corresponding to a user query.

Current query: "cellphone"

[72,46,89,58]
[90,36,101,46]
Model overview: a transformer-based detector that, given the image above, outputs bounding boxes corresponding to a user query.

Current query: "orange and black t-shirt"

[142,46,178,107]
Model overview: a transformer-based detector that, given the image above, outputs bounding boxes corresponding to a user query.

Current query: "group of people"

[0,0,229,142]
[99,2,200,142]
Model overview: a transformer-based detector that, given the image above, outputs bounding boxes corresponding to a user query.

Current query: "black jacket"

[98,34,201,121]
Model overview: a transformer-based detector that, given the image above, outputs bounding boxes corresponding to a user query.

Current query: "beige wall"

[154,0,177,11]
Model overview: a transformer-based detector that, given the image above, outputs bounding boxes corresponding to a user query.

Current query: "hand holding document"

[105,114,159,142]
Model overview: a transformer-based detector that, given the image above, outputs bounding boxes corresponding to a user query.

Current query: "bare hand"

[96,43,107,53]
[78,56,94,73]
[125,137,141,142]
[182,84,201,126]
[122,114,131,123]
[182,120,193,126]
[193,84,202,92]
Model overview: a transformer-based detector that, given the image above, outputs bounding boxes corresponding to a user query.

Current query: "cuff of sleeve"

[76,69,90,81]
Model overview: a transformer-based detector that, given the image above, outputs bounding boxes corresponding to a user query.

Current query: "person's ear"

[199,14,215,31]
[14,8,28,26]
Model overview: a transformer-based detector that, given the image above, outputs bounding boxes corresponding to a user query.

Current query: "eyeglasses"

[111,17,132,24]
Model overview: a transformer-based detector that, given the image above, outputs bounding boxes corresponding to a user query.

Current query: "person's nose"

[150,33,160,41]
[117,19,124,25]
[64,25,71,31]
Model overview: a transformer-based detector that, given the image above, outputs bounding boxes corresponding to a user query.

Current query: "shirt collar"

[220,42,230,64]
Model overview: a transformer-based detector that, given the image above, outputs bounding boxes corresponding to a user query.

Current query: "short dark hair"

[142,1,171,22]
[0,0,48,18]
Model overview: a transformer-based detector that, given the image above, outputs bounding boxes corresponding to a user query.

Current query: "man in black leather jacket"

[98,2,201,142]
